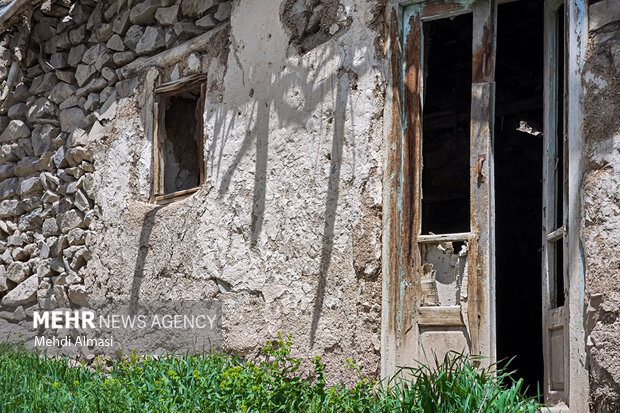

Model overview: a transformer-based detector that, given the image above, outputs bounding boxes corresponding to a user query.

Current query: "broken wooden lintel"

[155,74,208,94]
[417,232,475,243]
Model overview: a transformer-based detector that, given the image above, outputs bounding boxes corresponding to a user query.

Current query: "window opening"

[153,78,205,203]
[421,13,472,235]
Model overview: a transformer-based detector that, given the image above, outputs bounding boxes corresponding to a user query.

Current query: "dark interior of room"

[495,0,544,396]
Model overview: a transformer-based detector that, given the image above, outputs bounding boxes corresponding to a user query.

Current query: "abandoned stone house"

[0,0,618,410]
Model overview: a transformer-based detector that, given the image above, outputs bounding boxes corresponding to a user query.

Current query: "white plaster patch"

[585,71,608,89]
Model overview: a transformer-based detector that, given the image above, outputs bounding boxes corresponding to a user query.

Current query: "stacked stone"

[0,0,233,319]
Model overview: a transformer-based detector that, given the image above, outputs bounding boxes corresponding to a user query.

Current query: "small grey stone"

[42,217,59,236]
[55,70,74,84]
[13,83,29,103]
[50,82,76,104]
[20,177,42,195]
[49,53,67,70]
[76,78,107,97]
[6,261,27,283]
[113,51,135,66]
[82,44,105,65]
[26,97,57,124]
[174,21,202,39]
[0,164,14,179]
[60,107,85,133]
[75,64,97,87]
[0,120,30,144]
[94,51,113,71]
[32,124,59,156]
[181,0,216,18]
[104,0,125,21]
[196,14,218,30]
[124,25,145,51]
[106,34,126,52]
[112,10,131,35]
[67,129,88,148]
[13,157,38,176]
[42,190,60,204]
[0,177,19,200]
[156,5,179,25]
[59,95,79,110]
[68,284,88,306]
[8,103,27,120]
[115,77,139,98]
[0,199,22,217]
[69,25,86,45]
[1,274,38,306]
[74,189,90,212]
[68,44,86,67]
[84,94,100,112]
[89,23,113,43]
[52,146,67,169]
[136,26,165,55]
[50,258,64,273]
[17,207,44,232]
[101,68,118,83]
[29,72,58,95]
[66,147,92,166]
[214,1,232,21]
[34,21,56,42]
[0,265,7,292]
[130,0,168,25]
[59,209,83,233]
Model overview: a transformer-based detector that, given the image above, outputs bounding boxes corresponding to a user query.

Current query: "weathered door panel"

[400,0,496,367]
[542,0,568,404]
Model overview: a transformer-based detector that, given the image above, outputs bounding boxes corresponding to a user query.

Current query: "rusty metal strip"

[472,0,497,84]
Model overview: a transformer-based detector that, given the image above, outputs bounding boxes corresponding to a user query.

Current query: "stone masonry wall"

[0,0,233,344]
[0,0,386,382]
[583,1,620,411]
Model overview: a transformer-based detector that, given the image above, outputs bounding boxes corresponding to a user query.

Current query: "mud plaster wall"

[583,1,620,411]
[86,0,386,381]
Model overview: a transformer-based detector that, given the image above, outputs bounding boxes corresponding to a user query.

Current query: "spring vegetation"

[0,333,542,412]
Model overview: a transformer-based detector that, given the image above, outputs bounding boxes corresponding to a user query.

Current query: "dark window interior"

[160,88,201,195]
[421,13,472,235]
[495,0,544,397]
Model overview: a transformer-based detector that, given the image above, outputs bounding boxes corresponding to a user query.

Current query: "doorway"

[495,0,544,396]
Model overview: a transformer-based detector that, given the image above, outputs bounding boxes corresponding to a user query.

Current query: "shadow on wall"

[129,205,164,314]
[132,0,385,347]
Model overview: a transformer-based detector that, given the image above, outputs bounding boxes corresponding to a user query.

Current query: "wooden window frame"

[151,74,207,205]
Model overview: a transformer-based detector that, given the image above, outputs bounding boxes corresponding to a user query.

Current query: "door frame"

[381,0,588,410]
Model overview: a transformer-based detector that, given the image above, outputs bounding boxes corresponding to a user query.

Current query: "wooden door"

[400,0,497,367]
[542,0,568,404]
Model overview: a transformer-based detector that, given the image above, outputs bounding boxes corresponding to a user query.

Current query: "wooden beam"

[419,306,464,326]
[417,232,475,243]
[121,24,229,78]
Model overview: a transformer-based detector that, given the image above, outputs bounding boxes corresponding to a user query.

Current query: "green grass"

[0,334,541,412]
